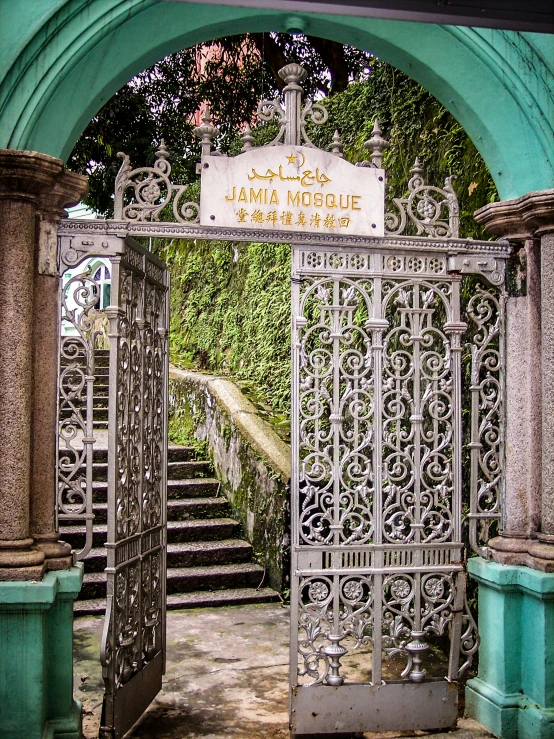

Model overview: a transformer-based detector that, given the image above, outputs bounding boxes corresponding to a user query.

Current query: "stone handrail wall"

[169,367,291,592]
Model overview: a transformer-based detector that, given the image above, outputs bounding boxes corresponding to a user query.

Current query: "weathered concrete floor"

[74,603,494,739]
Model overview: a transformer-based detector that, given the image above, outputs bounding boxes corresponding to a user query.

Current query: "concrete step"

[167,498,231,520]
[80,562,266,599]
[90,478,221,503]
[90,497,231,524]
[167,460,213,480]
[73,587,280,616]
[167,562,266,594]
[166,587,281,609]
[167,518,241,543]
[80,539,253,573]
[167,478,221,499]
[168,446,198,463]
[61,518,240,549]
[88,445,197,463]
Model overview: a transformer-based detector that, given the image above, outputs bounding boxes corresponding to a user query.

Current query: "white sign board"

[199,146,385,237]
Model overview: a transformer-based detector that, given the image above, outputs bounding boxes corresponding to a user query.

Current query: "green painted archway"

[0,1,552,200]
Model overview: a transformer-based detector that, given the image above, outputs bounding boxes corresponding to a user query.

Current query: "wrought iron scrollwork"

[257,63,329,148]
[385,159,460,238]
[464,281,504,557]
[57,264,103,561]
[99,238,168,736]
[291,244,494,699]
[114,140,199,223]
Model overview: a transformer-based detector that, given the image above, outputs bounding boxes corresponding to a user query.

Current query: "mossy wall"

[163,240,292,419]
[169,369,291,593]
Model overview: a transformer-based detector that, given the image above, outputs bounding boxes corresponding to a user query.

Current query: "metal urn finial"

[257,63,328,148]
[194,105,220,159]
[278,62,308,87]
[364,119,389,167]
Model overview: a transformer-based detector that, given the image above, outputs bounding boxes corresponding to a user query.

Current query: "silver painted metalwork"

[385,159,460,238]
[465,282,504,557]
[290,242,506,734]
[194,105,220,159]
[256,63,329,148]
[57,237,126,563]
[363,119,390,168]
[114,140,199,224]
[98,236,169,739]
[58,217,511,257]
[57,264,103,561]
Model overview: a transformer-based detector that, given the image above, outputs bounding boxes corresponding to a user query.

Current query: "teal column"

[0,564,83,739]
[467,558,554,739]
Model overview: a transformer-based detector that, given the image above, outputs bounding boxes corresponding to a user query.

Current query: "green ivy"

[160,239,292,419]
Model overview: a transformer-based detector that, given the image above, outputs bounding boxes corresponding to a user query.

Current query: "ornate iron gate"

[57,234,169,739]
[56,61,509,738]
[289,242,505,735]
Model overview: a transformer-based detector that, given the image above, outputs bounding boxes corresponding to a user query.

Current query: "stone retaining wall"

[169,367,291,592]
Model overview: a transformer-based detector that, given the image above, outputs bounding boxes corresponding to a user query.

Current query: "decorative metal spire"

[329,130,344,158]
[194,105,219,158]
[240,124,255,152]
[364,119,389,167]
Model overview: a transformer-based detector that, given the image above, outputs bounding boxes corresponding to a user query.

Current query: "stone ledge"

[169,366,291,483]
[468,556,554,598]
[474,188,554,238]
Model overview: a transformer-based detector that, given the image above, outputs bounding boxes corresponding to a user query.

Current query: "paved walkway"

[74,603,494,739]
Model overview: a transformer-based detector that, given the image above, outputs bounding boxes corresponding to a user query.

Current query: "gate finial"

[194,105,219,159]
[364,119,390,168]
[256,63,329,148]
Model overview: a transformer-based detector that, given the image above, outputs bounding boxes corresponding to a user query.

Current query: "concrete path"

[74,603,494,739]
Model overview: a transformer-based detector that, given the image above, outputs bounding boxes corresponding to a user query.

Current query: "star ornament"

[286,153,297,165]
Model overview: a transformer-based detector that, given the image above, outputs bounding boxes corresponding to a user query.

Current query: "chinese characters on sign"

[199,146,385,237]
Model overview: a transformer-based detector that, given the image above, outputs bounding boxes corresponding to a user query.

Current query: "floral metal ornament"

[385,158,460,238]
[113,139,199,223]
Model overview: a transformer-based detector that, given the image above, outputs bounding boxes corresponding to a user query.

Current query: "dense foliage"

[160,238,293,434]
[70,33,372,215]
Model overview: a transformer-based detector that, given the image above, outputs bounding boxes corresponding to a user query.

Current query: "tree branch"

[305,36,350,93]
[250,33,289,91]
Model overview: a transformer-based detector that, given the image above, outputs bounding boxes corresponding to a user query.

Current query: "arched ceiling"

[0,0,552,200]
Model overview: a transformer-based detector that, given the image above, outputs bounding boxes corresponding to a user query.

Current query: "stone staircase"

[59,350,280,615]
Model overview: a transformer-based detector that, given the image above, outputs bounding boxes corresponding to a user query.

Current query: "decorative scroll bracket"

[385,160,460,239]
[447,253,506,286]
[113,140,199,224]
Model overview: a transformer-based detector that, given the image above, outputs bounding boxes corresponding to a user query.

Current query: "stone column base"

[489,536,554,573]
[467,557,554,739]
[0,564,83,739]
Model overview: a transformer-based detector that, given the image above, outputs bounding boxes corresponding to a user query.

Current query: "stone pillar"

[0,150,87,581]
[30,174,88,570]
[467,189,554,739]
[475,189,554,571]
[538,231,554,540]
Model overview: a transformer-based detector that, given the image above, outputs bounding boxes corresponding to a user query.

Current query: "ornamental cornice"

[474,189,554,239]
[57,218,511,257]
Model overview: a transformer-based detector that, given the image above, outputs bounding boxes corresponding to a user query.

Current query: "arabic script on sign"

[199,145,385,237]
